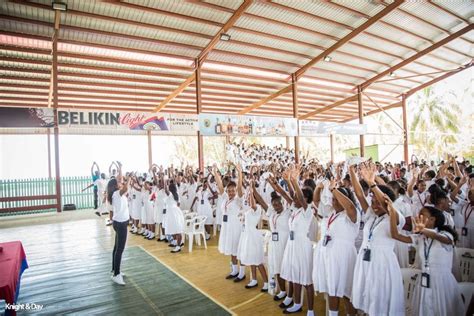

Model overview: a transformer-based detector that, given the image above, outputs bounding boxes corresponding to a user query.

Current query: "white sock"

[247,279,257,287]
[286,303,302,312]
[329,311,338,316]
[261,282,268,290]
[282,296,293,306]
[277,291,286,299]
[231,264,238,275]
[238,266,245,278]
[307,310,314,316]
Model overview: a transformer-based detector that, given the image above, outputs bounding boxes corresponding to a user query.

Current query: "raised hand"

[383,194,395,215]
[413,215,429,233]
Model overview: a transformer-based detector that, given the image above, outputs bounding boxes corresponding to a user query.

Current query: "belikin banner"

[0,107,199,132]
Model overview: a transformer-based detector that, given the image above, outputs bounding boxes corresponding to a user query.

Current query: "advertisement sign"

[199,113,298,136]
[299,120,367,136]
[0,107,54,128]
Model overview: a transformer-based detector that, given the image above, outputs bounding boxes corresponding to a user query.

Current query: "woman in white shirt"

[106,162,130,286]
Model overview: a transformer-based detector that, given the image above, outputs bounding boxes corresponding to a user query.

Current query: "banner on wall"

[0,107,55,128]
[299,120,367,136]
[199,113,298,137]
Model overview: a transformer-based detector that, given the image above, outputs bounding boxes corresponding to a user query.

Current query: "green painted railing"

[0,176,95,216]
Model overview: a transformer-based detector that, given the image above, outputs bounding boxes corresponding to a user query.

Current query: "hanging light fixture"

[220,33,231,41]
[324,56,332,62]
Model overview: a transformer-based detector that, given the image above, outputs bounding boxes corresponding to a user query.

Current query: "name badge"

[133,194,136,199]
[272,232,279,242]
[359,221,365,230]
[263,188,266,193]
[242,224,245,232]
[163,208,166,214]
[363,248,371,262]
[201,199,204,205]
[223,215,228,223]
[462,227,468,236]
[322,235,331,247]
[289,231,294,241]
[421,272,430,288]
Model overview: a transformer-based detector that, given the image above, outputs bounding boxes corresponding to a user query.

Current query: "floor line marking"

[230,293,265,310]
[128,276,164,315]
[138,245,235,316]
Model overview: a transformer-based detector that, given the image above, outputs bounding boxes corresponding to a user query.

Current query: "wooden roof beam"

[298,95,358,120]
[153,0,252,112]
[361,24,474,90]
[237,0,403,115]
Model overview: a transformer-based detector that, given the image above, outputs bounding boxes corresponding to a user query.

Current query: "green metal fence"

[0,176,95,216]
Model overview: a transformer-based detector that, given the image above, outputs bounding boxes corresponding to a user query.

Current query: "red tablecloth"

[0,241,28,315]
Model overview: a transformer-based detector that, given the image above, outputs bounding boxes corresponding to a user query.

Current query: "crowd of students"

[88,142,473,315]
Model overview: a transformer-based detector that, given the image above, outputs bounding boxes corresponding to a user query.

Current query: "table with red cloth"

[0,241,28,316]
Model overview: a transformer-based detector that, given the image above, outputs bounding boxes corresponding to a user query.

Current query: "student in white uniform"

[191,180,214,240]
[236,183,268,292]
[164,181,185,253]
[107,163,130,286]
[451,176,474,248]
[152,169,167,242]
[388,203,464,316]
[313,179,359,316]
[212,164,246,282]
[142,180,155,240]
[351,162,405,316]
[254,179,291,301]
[280,166,315,316]
[129,176,142,234]
[408,168,427,216]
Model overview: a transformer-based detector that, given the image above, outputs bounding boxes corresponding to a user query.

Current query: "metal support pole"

[292,74,299,163]
[402,94,409,163]
[357,86,365,157]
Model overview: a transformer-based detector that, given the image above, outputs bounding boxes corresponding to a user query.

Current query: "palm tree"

[409,86,461,159]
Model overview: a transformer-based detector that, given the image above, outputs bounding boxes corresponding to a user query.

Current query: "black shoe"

[102,212,109,215]
[245,283,258,289]
[260,287,268,292]
[274,294,286,301]
[283,306,302,314]
[233,275,246,283]
[180,243,184,247]
[168,244,176,247]
[279,301,292,309]
[95,211,101,217]
[225,273,238,279]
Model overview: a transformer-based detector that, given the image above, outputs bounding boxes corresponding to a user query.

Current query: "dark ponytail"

[424,206,458,242]
[270,191,281,203]
[107,178,118,204]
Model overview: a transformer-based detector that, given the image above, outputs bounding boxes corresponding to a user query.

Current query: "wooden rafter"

[237,0,403,115]
[153,0,252,112]
[298,95,358,120]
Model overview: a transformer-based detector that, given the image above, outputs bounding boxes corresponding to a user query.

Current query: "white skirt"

[164,207,184,235]
[218,215,242,256]
[130,200,141,220]
[197,204,213,225]
[394,240,409,269]
[268,231,289,276]
[154,201,165,224]
[352,247,405,316]
[410,269,464,316]
[313,240,356,298]
[237,228,264,266]
[280,235,313,286]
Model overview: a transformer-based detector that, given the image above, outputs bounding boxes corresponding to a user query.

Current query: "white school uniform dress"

[280,205,314,286]
[314,210,359,298]
[139,189,147,223]
[130,188,141,220]
[453,199,474,248]
[218,194,243,256]
[215,194,224,226]
[267,207,290,276]
[237,207,265,265]
[142,190,154,225]
[352,208,405,316]
[196,189,213,225]
[153,188,167,225]
[163,195,184,235]
[410,230,464,316]
[393,196,413,268]
[411,191,427,216]
[94,178,107,211]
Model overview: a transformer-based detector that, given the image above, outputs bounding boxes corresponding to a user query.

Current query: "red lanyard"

[272,212,281,229]
[417,192,425,206]
[290,209,302,223]
[326,212,340,231]
[464,204,473,227]
[224,198,234,214]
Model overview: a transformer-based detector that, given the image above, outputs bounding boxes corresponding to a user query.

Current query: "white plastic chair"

[184,215,207,253]
[458,282,474,311]
[455,247,474,282]
[401,268,421,313]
